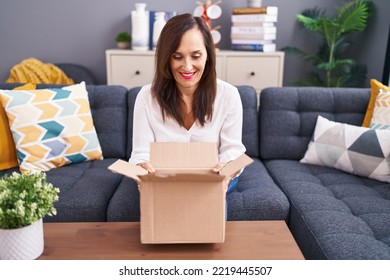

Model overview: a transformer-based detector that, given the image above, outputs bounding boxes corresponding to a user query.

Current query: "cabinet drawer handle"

[135,70,140,75]
[250,71,255,76]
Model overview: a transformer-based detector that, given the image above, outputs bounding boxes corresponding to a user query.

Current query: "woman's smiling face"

[170,28,208,93]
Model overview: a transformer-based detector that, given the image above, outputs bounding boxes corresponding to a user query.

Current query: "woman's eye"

[172,55,182,60]
[192,55,201,59]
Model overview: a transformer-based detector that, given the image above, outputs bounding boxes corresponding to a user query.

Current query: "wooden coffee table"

[38,221,304,260]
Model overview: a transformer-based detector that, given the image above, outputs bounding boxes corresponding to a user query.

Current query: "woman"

[129,13,245,192]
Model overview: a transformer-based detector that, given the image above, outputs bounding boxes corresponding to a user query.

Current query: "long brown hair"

[151,13,217,127]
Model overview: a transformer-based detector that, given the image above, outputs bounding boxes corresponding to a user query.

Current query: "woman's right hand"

[137,161,155,173]
[135,162,155,188]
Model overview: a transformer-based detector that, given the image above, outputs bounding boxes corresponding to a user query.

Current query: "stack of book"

[230,6,278,52]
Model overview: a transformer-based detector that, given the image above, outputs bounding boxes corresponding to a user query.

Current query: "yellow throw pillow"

[0,83,36,170]
[362,79,390,127]
[0,82,103,173]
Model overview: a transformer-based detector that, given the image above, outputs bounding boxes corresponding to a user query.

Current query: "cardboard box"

[108,142,253,244]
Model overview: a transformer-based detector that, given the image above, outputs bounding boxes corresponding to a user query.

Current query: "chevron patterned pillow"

[301,116,390,183]
[0,82,103,173]
[370,89,390,130]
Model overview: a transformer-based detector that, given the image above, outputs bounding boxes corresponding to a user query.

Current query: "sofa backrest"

[85,85,128,159]
[236,86,259,157]
[126,85,259,159]
[259,87,371,160]
[126,87,141,159]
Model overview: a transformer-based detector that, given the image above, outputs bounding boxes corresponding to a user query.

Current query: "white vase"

[152,12,166,50]
[0,218,44,260]
[131,3,149,51]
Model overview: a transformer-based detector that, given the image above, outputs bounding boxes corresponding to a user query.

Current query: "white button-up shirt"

[129,79,246,164]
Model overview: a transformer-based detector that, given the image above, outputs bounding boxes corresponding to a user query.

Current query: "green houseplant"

[0,172,59,229]
[0,172,59,259]
[115,31,132,49]
[282,0,373,87]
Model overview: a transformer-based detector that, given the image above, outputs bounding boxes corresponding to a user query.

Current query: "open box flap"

[108,159,147,181]
[219,154,254,178]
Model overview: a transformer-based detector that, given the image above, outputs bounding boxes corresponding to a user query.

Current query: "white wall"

[0,0,389,86]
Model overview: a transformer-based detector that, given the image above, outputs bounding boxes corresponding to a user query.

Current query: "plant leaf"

[281,47,322,64]
[293,72,325,86]
[296,14,323,33]
[337,0,369,34]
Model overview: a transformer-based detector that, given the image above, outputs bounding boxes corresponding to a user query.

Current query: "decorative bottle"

[131,3,149,51]
[152,12,166,50]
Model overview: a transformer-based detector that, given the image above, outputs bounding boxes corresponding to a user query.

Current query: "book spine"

[231,26,277,34]
[231,33,277,40]
[231,14,278,23]
[232,6,278,15]
[231,43,276,52]
[231,39,273,45]
[232,21,275,27]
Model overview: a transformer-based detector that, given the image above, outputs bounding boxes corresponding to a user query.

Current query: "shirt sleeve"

[129,86,155,164]
[218,85,246,164]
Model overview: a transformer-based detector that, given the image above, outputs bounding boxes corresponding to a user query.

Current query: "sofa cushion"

[45,159,124,222]
[236,86,259,157]
[227,158,289,221]
[264,159,390,259]
[85,85,128,159]
[301,116,390,183]
[126,87,141,159]
[260,87,370,160]
[0,82,103,172]
[0,158,123,222]
[0,83,36,170]
[106,176,140,222]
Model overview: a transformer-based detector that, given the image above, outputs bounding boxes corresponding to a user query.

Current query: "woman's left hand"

[212,162,226,173]
[212,162,232,191]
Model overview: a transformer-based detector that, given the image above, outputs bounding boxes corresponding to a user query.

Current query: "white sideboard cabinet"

[106,49,284,92]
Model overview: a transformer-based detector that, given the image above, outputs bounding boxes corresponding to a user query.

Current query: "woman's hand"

[212,162,232,191]
[136,162,155,188]
[137,161,155,173]
[212,162,226,173]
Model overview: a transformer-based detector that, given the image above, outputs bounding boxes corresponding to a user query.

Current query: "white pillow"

[300,116,390,183]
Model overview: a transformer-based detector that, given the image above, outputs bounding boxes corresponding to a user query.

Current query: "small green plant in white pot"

[0,172,59,259]
[115,31,132,49]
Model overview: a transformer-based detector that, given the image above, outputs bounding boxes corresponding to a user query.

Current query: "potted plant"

[281,0,373,87]
[115,31,132,49]
[0,172,59,259]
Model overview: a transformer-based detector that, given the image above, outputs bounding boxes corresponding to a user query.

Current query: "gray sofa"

[1,83,389,260]
[260,87,390,260]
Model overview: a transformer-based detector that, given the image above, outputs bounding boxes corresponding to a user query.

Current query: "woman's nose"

[182,57,192,71]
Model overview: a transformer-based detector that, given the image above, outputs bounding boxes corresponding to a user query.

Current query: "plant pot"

[0,218,44,260]
[117,42,130,49]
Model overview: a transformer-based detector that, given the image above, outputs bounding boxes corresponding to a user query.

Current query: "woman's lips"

[180,72,195,80]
